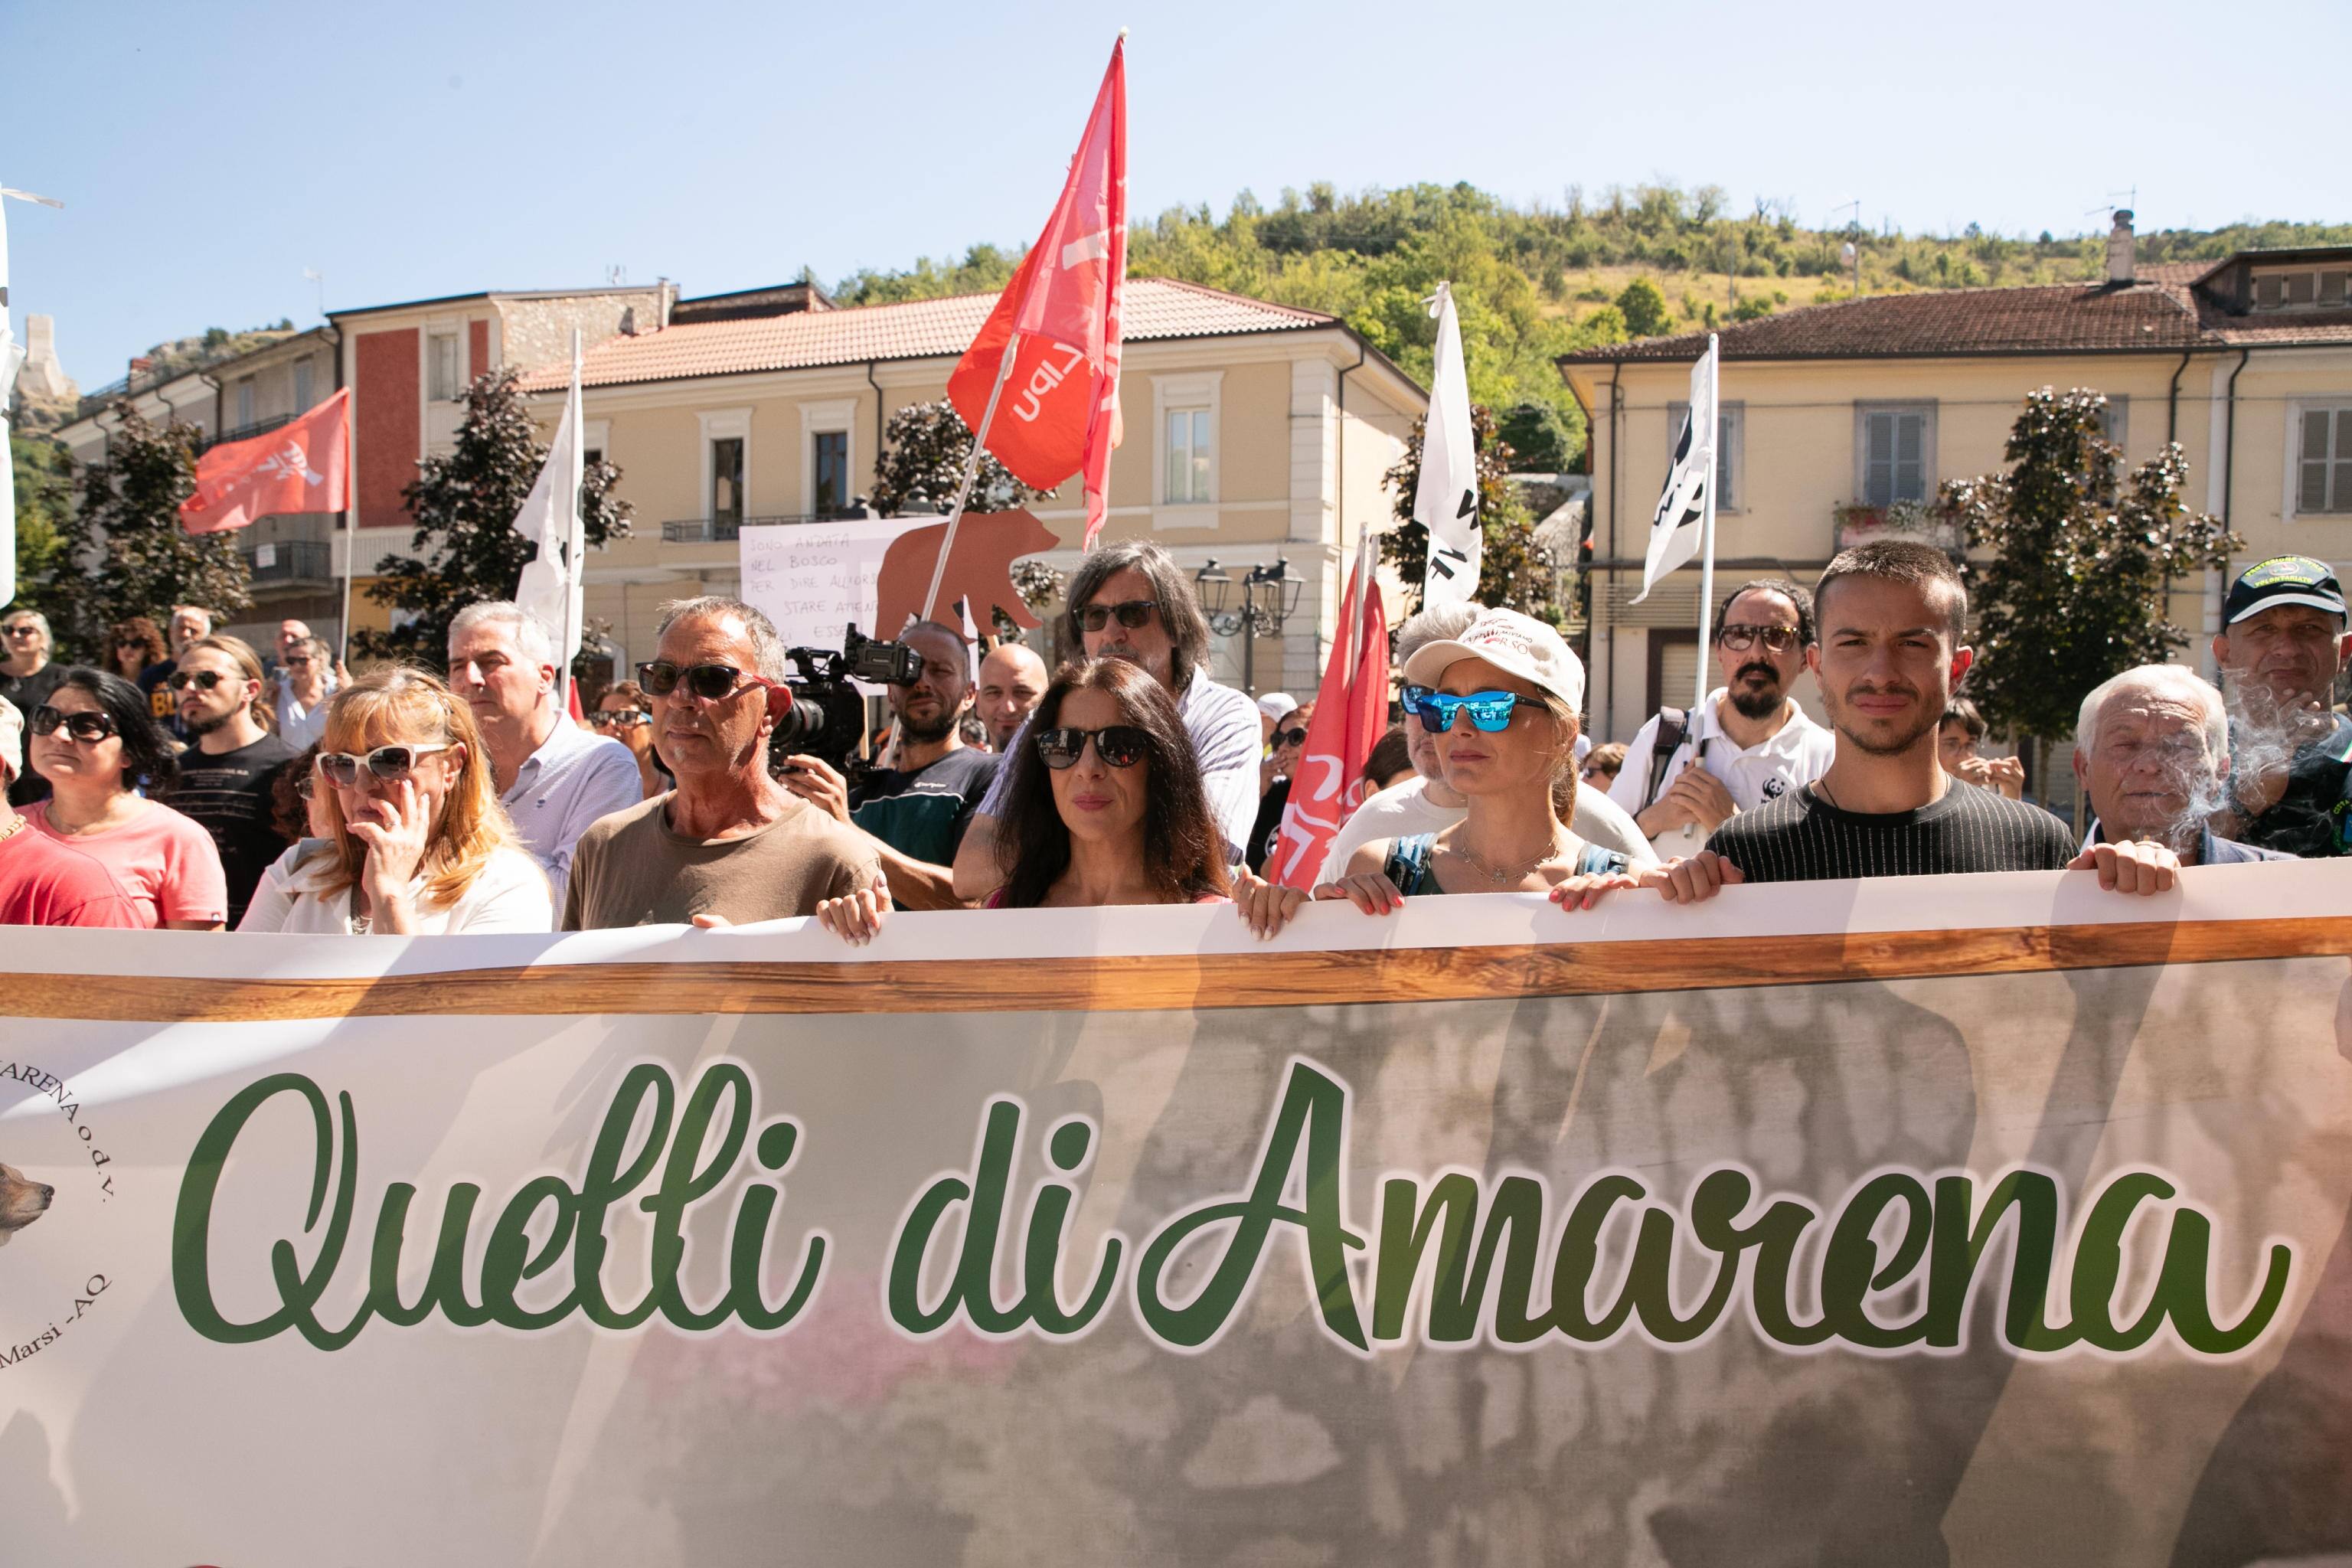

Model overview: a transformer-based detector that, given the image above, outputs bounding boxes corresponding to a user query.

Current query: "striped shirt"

[1704,778,2075,882]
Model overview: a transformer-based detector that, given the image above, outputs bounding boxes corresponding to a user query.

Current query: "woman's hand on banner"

[1233,872,1310,939]
[817,875,893,946]
[1547,851,1743,913]
[1547,870,1647,912]
[1313,871,1406,916]
[2066,838,2180,896]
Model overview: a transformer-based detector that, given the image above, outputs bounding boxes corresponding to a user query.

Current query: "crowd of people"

[0,542,2341,942]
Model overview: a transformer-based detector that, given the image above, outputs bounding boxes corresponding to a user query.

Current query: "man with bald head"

[975,640,1048,753]
[2073,665,2291,866]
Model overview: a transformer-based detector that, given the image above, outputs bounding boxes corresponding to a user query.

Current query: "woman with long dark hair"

[816,658,1230,942]
[17,667,227,929]
[107,616,169,685]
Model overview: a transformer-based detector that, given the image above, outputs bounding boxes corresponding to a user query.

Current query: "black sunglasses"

[1074,599,1159,634]
[593,707,652,728]
[30,705,116,743]
[1035,725,1151,769]
[636,662,773,701]
[1717,623,1802,653]
[1272,726,1308,748]
[167,668,232,692]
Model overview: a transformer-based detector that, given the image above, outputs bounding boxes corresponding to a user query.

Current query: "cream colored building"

[1560,227,2352,777]
[509,278,1426,697]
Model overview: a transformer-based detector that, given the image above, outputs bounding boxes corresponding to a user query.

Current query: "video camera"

[769,624,923,777]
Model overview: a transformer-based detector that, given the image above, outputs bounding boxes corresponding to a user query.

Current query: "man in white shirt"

[1607,577,1836,859]
[1318,605,1655,883]
[448,601,643,908]
[952,540,1260,900]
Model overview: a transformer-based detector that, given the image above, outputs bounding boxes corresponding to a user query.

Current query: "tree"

[869,400,1054,517]
[1615,277,1671,338]
[4,432,74,635]
[1380,403,1559,624]
[353,368,631,670]
[1496,401,1575,472]
[44,403,251,657]
[1941,387,2240,802]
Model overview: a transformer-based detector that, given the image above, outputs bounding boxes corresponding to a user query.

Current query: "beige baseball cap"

[1401,607,1586,712]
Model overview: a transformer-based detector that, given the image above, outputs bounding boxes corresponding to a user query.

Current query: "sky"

[7,0,2347,390]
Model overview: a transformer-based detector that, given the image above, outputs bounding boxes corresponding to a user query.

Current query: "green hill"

[833,181,2352,469]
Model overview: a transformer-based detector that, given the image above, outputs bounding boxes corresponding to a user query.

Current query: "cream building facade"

[1560,228,2352,771]
[509,278,1426,697]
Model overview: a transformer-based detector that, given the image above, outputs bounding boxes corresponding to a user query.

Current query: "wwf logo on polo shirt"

[1762,777,1788,799]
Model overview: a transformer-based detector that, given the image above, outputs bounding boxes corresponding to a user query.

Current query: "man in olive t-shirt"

[561,596,877,929]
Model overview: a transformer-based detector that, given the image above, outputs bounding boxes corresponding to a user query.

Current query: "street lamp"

[1197,557,1302,695]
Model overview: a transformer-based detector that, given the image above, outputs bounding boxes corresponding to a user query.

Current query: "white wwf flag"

[512,336,586,675]
[1415,283,1481,606]
[1633,335,1718,603]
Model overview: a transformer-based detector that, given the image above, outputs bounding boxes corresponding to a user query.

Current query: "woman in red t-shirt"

[20,668,227,929]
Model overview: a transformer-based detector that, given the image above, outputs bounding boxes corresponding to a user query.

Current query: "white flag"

[1632,335,1718,603]
[512,336,585,681]
[1414,283,1481,606]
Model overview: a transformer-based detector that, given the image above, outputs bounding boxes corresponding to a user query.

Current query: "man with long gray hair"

[449,600,641,906]
[950,540,1261,900]
[2073,665,2292,865]
[564,596,877,929]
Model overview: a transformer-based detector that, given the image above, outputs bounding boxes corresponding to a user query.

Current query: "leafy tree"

[870,400,1054,518]
[44,404,251,657]
[1615,277,1671,337]
[4,432,74,633]
[1496,401,1575,472]
[354,368,631,671]
[1941,387,2240,802]
[1380,403,1558,623]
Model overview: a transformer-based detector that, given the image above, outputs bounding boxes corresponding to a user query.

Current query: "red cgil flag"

[1265,534,1390,890]
[947,38,1126,550]
[180,388,351,534]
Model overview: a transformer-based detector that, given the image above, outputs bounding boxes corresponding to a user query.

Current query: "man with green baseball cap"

[2210,554,2352,856]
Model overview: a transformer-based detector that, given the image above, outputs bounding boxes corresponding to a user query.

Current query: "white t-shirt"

[980,665,1263,860]
[1606,689,1838,857]
[237,840,554,934]
[1316,775,1658,884]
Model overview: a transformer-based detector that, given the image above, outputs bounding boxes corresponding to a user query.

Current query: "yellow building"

[1560,224,2352,763]
[509,278,1425,697]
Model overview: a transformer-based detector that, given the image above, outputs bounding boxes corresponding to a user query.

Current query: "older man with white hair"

[2073,664,2293,866]
[448,600,642,906]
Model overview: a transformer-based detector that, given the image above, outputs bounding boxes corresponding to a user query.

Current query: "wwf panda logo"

[1762,777,1788,800]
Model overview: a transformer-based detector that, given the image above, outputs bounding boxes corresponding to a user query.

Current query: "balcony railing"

[1833,501,1965,555]
[662,512,858,544]
[198,413,297,454]
[241,539,334,585]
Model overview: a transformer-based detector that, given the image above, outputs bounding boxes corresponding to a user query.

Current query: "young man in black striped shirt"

[1700,541,2178,892]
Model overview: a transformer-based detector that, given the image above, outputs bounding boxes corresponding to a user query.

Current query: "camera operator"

[562,596,878,930]
[779,619,997,910]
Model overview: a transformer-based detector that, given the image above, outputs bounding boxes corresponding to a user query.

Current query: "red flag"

[947,38,1126,550]
[1266,537,1390,890]
[179,389,351,534]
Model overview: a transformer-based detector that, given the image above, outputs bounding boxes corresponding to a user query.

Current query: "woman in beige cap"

[1234,607,1736,936]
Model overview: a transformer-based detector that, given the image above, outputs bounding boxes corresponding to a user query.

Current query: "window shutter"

[2322,272,2349,306]
[1894,411,1925,501]
[2256,275,2285,309]
[1658,639,1700,717]
[2336,410,2352,512]
[2286,273,2317,306]
[1865,411,1894,507]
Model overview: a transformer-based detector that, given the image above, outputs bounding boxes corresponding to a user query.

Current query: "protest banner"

[3,864,2349,1566]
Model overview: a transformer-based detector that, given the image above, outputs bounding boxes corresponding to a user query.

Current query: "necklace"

[0,815,24,846]
[1449,828,1566,887]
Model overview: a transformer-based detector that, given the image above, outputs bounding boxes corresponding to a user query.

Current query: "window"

[1856,403,1935,508]
[812,431,849,518]
[1165,409,1212,503]
[293,358,315,412]
[2297,404,2352,515]
[2253,270,2350,312]
[426,332,462,401]
[1667,400,1745,511]
[235,377,256,428]
[711,438,745,524]
[2102,395,2128,452]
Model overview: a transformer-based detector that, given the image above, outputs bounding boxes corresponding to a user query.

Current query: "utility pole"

[1832,199,1863,299]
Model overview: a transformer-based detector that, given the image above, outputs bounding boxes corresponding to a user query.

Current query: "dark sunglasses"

[1409,689,1524,733]
[1272,726,1308,748]
[1035,725,1151,769]
[167,668,232,692]
[30,705,116,743]
[2,624,41,636]
[1717,623,1802,653]
[316,743,452,786]
[282,655,314,668]
[636,661,772,701]
[593,708,652,729]
[1074,599,1159,634]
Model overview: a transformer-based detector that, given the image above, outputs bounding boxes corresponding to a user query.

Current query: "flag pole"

[557,328,583,707]
[336,391,356,670]
[919,329,1022,625]
[1679,334,1720,849]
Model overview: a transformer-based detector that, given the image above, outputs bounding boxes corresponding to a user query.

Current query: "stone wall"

[497,289,671,377]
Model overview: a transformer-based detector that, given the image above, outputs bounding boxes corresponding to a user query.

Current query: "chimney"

[619,305,639,337]
[2105,209,2136,285]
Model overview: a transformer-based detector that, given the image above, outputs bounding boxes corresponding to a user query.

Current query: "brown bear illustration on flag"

[874,508,1060,635]
[0,1160,53,1247]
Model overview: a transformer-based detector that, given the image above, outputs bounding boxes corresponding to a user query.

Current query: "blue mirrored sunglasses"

[1408,689,1524,733]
